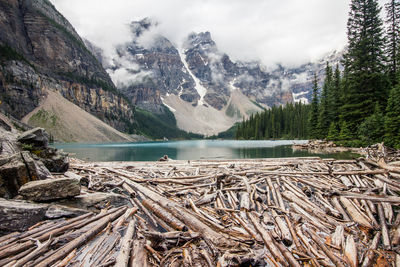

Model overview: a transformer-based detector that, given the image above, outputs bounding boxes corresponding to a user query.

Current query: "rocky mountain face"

[105,19,343,135]
[183,32,295,109]
[112,21,295,110]
[0,0,134,132]
[270,50,345,103]
[109,19,198,114]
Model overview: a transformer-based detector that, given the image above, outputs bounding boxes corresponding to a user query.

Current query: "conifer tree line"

[235,103,310,140]
[236,0,400,149]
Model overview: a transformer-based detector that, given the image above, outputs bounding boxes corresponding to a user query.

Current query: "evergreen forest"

[236,0,400,149]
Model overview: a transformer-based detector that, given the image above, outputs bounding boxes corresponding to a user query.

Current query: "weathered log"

[377,203,391,250]
[266,177,279,206]
[247,212,288,266]
[0,247,35,266]
[284,215,302,251]
[239,192,250,211]
[142,199,188,232]
[56,248,76,267]
[290,203,331,232]
[360,199,379,229]
[392,222,400,246]
[115,218,136,267]
[121,178,236,247]
[378,158,400,174]
[271,209,292,246]
[361,232,380,267]
[196,192,218,206]
[231,213,260,241]
[340,193,400,204]
[331,226,344,250]
[130,238,148,267]
[114,208,138,229]
[331,197,351,221]
[295,226,327,267]
[339,197,373,229]
[35,207,127,267]
[305,228,345,267]
[275,242,302,267]
[344,235,357,267]
[8,238,53,267]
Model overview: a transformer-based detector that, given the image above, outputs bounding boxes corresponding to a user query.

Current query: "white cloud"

[293,73,309,84]
[50,0,389,68]
[106,51,153,87]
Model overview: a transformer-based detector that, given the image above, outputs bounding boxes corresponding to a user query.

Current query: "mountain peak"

[185,32,215,49]
[129,17,157,37]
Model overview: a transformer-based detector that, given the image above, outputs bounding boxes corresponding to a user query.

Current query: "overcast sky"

[49,0,388,68]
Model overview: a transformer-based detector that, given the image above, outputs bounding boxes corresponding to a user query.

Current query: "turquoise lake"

[53,140,358,162]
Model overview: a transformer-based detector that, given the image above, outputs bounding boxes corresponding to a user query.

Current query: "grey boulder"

[0,198,48,233]
[17,127,49,148]
[34,147,69,173]
[19,177,81,202]
[0,152,49,199]
[0,198,90,234]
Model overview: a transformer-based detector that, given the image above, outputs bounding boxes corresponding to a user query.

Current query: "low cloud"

[50,0,388,68]
[107,52,153,87]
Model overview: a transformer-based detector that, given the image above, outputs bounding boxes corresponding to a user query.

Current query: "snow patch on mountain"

[178,49,207,105]
[292,91,309,104]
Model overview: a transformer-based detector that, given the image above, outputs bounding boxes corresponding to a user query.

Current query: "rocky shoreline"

[0,123,400,266]
[293,139,364,155]
[0,118,131,235]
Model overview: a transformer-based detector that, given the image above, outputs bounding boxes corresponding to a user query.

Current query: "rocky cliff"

[0,0,134,132]
[111,19,198,114]
[183,32,295,109]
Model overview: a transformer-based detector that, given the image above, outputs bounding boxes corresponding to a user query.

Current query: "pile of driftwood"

[1,153,400,266]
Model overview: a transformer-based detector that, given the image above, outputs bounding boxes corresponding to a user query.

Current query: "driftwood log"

[0,147,399,266]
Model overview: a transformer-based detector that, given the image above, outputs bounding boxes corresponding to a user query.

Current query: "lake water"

[53,140,357,162]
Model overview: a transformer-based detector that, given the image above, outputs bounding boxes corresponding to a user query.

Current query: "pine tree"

[358,102,385,145]
[385,0,400,85]
[308,74,320,139]
[384,83,400,148]
[330,64,342,123]
[339,121,353,141]
[327,122,340,141]
[341,0,387,133]
[318,62,333,138]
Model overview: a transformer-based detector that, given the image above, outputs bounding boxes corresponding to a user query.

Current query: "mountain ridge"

[100,18,343,135]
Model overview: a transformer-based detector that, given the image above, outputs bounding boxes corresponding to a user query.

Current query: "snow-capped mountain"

[98,18,343,135]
